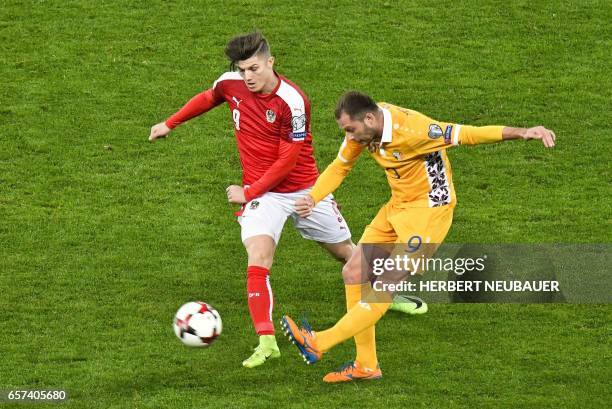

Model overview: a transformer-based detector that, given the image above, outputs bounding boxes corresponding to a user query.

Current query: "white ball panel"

[181,332,206,347]
[189,312,216,338]
[175,302,203,320]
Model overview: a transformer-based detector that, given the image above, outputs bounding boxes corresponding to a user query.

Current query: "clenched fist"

[226,185,247,204]
[294,194,315,218]
[149,122,171,142]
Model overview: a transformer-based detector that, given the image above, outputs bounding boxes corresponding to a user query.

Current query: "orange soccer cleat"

[323,361,382,383]
[280,315,322,364]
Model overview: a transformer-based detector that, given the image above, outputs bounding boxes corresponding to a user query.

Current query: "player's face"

[236,54,275,93]
[337,112,378,144]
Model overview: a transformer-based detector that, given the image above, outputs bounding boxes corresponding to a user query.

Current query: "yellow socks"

[344,283,365,312]
[345,283,378,369]
[317,283,391,357]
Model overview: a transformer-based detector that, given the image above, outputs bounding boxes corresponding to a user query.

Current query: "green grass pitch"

[1,0,610,408]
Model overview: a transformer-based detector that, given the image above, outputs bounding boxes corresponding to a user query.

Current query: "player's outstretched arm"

[149,122,171,142]
[149,89,224,143]
[502,126,556,148]
[294,137,364,218]
[450,124,556,149]
[294,158,355,218]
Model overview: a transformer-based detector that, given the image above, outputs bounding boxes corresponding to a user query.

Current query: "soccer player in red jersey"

[149,32,355,367]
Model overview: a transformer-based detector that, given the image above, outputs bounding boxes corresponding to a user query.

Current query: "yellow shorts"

[359,202,454,245]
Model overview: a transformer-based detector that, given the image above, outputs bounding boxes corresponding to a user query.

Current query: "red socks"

[246,266,274,335]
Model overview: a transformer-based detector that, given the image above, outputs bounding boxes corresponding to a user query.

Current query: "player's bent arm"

[295,137,362,216]
[243,140,303,202]
[309,157,355,204]
[295,158,352,218]
[309,137,363,204]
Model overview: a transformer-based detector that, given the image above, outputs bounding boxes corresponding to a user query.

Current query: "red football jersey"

[166,72,320,198]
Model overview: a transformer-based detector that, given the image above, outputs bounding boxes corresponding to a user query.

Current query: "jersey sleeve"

[165,88,225,129]
[281,108,306,143]
[276,82,309,143]
[309,138,364,204]
[211,72,238,102]
[405,111,504,155]
[164,73,237,129]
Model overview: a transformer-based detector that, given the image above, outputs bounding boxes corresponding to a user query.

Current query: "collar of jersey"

[380,106,393,143]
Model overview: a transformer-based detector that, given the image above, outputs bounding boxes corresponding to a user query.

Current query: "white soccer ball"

[173,301,222,347]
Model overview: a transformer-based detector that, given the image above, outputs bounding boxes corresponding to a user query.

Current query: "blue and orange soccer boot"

[280,315,322,364]
[323,361,383,383]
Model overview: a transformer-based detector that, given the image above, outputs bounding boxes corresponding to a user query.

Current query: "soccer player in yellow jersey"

[281,91,556,382]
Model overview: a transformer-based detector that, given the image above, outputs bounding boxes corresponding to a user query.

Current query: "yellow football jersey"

[310,103,504,208]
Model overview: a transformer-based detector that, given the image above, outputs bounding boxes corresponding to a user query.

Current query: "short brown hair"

[225,31,270,70]
[335,91,378,120]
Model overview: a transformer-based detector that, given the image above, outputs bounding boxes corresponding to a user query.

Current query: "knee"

[245,238,275,269]
[247,248,273,268]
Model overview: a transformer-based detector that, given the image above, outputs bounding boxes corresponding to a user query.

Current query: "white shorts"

[237,188,352,244]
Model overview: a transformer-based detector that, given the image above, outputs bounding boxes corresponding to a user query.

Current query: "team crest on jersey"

[250,201,260,210]
[428,124,443,139]
[266,109,276,123]
[392,151,402,160]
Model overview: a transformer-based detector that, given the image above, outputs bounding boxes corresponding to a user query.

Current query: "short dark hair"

[225,31,270,70]
[335,91,379,120]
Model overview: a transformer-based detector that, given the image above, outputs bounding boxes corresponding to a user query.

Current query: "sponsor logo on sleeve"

[290,132,307,141]
[290,114,307,141]
[291,114,306,132]
[428,124,443,139]
[444,125,453,144]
